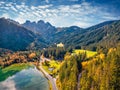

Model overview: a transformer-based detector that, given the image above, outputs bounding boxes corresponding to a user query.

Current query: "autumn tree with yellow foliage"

[79,46,120,90]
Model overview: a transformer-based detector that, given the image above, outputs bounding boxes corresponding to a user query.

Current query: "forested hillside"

[50,26,83,44]
[51,21,115,45]
[53,20,120,51]
[79,45,120,90]
[0,18,46,51]
[57,53,82,90]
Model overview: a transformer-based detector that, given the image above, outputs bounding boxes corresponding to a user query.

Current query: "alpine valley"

[0,18,120,51]
[0,17,120,90]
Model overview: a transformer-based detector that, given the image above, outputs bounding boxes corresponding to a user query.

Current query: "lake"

[0,67,49,90]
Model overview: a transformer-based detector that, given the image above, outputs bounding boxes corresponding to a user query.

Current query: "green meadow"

[42,60,60,77]
[73,49,97,58]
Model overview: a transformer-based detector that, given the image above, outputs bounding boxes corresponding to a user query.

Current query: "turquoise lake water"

[0,67,49,90]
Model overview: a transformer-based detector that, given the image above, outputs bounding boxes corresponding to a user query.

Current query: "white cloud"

[1,13,10,18]
[70,0,78,1]
[31,6,36,10]
[73,22,91,28]
[15,17,25,24]
[19,12,24,15]
[16,5,21,9]
[0,1,5,5]
[0,6,9,10]
[0,1,119,27]
[10,6,18,12]
[38,5,52,9]
[46,0,49,3]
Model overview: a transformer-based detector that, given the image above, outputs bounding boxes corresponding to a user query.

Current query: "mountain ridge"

[0,18,46,51]
[61,20,120,50]
[0,17,120,51]
[22,20,57,41]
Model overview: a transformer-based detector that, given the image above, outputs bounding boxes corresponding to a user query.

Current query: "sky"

[0,0,120,28]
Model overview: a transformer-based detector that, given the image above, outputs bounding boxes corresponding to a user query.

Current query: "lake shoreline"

[0,63,49,90]
[36,63,53,90]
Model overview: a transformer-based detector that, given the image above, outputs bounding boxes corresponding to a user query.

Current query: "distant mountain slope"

[50,26,83,44]
[61,20,120,50]
[0,18,46,51]
[23,20,84,43]
[23,20,57,41]
[85,20,116,31]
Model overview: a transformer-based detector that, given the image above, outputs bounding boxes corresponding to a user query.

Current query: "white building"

[57,42,64,47]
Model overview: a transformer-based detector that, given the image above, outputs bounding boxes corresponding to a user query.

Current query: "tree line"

[0,51,38,68]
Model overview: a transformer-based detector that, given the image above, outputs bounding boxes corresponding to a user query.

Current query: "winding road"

[39,57,58,90]
[77,70,85,90]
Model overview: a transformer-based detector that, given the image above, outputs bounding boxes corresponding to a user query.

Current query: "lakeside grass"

[0,63,32,81]
[48,80,53,90]
[42,60,60,77]
[73,49,97,58]
[42,65,52,74]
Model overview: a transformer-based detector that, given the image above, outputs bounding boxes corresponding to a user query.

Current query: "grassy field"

[0,63,32,81]
[73,49,97,58]
[42,65,52,74]
[42,60,60,77]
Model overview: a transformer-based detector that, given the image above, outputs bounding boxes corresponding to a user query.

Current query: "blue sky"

[0,0,120,27]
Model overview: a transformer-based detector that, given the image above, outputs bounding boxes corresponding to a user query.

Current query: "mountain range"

[54,20,120,50]
[0,18,46,51]
[23,20,57,42]
[0,17,120,51]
